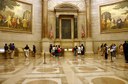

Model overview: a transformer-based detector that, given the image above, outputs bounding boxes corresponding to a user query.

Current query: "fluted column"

[42,0,48,38]
[85,0,91,38]
[85,0,93,54]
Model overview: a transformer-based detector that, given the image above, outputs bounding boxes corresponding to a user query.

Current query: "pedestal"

[85,38,94,55]
[42,38,50,53]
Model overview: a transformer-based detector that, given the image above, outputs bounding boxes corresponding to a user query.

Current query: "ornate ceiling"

[48,0,86,11]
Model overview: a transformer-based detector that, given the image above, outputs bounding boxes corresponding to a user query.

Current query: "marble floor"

[0,53,128,84]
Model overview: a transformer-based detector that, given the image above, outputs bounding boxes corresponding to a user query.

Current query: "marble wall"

[0,0,42,52]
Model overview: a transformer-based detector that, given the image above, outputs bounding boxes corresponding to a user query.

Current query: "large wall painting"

[0,1,32,33]
[100,1,128,33]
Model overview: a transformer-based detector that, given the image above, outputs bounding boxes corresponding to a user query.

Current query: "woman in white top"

[77,46,81,55]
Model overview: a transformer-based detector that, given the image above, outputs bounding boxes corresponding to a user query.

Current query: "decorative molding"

[48,0,85,11]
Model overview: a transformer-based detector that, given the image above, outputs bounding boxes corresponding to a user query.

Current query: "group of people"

[99,41,128,63]
[4,43,15,59]
[4,43,36,59]
[49,44,64,58]
[73,44,85,57]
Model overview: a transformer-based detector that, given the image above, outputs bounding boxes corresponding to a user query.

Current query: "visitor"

[24,44,30,59]
[4,43,8,59]
[10,43,15,59]
[123,41,128,63]
[104,43,108,61]
[81,44,85,56]
[49,44,53,57]
[32,45,36,57]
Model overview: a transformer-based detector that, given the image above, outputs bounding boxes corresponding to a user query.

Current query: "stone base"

[42,38,54,53]
[85,38,94,54]
[42,38,50,53]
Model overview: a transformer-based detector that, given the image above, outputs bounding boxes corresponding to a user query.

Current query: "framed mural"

[100,0,128,33]
[0,1,32,33]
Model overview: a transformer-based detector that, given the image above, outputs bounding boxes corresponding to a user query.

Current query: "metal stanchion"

[43,52,46,64]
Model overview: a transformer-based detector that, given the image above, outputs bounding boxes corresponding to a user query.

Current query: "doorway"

[61,19,71,39]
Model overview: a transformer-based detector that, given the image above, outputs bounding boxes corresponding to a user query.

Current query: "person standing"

[24,44,30,58]
[81,44,85,56]
[77,46,81,57]
[32,45,36,57]
[112,44,117,59]
[123,41,128,63]
[101,43,104,56]
[4,43,8,59]
[49,44,53,56]
[73,46,78,56]
[110,44,115,62]
[10,43,15,59]
[104,43,108,61]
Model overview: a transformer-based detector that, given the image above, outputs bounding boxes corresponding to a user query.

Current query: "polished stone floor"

[0,53,128,84]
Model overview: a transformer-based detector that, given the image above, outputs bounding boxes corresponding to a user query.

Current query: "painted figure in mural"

[124,16,128,28]
[11,16,17,28]
[116,18,123,29]
[110,18,116,29]
[16,17,21,28]
[101,12,111,30]
[106,18,111,29]
[22,18,28,29]
[5,14,12,27]
[0,14,2,25]
[101,19,106,30]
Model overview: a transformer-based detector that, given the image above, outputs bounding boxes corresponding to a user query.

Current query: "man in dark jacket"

[4,43,8,59]
[123,41,128,63]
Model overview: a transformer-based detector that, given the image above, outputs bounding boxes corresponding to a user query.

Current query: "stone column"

[42,0,48,38]
[42,0,50,54]
[85,0,91,38]
[85,0,94,54]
